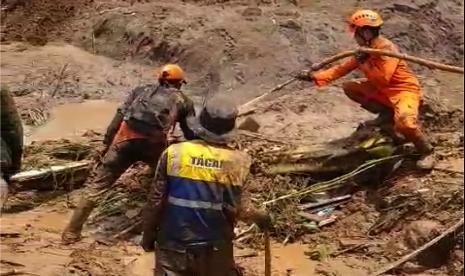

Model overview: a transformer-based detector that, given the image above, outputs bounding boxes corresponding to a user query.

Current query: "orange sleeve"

[362,53,399,87]
[313,58,358,87]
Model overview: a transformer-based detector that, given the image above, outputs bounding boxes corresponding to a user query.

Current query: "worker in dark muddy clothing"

[0,86,24,212]
[62,64,196,244]
[141,96,272,276]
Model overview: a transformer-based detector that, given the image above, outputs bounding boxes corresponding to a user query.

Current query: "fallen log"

[9,161,91,191]
[267,163,339,175]
[369,218,464,276]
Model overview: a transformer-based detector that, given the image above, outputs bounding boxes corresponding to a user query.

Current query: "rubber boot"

[413,134,435,170]
[61,198,96,244]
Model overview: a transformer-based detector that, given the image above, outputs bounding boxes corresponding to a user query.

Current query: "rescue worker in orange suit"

[296,10,435,170]
[62,64,196,244]
[141,96,272,276]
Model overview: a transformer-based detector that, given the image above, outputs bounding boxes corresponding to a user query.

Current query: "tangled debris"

[8,96,464,274]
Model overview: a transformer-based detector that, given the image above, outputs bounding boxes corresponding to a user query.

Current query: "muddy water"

[27,100,119,143]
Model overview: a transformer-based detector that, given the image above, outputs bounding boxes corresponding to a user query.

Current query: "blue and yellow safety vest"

[157,140,252,244]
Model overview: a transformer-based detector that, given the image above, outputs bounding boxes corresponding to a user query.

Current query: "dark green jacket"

[1,86,23,179]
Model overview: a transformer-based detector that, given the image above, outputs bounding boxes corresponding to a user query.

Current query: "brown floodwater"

[27,100,119,143]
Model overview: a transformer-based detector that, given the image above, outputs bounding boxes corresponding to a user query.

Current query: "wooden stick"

[311,48,464,74]
[51,63,69,98]
[238,48,464,117]
[238,130,288,144]
[298,195,352,210]
[238,78,296,116]
[9,161,91,191]
[264,229,272,276]
[369,218,464,276]
[0,270,39,276]
[359,48,464,74]
[91,32,96,54]
[234,224,256,240]
[0,270,22,276]
[112,220,142,240]
[10,161,90,183]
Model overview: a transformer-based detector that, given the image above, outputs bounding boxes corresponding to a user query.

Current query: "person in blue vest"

[141,96,272,276]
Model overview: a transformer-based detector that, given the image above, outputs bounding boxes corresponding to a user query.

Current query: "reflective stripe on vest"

[167,196,223,210]
[158,140,252,242]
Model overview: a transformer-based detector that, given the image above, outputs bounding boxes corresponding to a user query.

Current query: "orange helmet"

[157,64,185,82]
[348,10,383,33]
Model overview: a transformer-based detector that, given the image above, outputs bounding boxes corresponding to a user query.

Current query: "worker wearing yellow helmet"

[62,64,196,244]
[297,10,435,170]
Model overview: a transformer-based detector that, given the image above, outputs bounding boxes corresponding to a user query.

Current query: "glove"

[295,70,314,82]
[254,212,273,231]
[355,51,369,64]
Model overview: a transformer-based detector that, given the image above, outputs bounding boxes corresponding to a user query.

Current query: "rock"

[391,0,435,12]
[279,19,302,30]
[392,3,419,13]
[401,261,428,274]
[403,220,441,249]
[242,7,262,17]
[238,117,260,132]
[288,0,299,6]
[403,220,456,268]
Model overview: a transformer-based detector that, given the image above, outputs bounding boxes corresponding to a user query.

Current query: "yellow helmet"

[157,64,185,82]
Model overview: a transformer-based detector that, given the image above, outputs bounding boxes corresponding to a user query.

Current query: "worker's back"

[123,84,193,135]
[157,139,251,246]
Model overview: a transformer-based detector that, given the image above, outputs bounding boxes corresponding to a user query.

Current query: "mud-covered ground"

[1,0,464,275]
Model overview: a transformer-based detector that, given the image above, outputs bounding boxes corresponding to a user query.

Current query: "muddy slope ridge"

[1,0,463,103]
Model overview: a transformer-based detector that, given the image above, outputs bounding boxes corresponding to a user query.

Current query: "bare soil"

[0,0,464,275]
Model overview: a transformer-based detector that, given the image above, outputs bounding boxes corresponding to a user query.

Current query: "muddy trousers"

[342,80,435,169]
[343,81,432,148]
[62,139,166,243]
[154,242,240,276]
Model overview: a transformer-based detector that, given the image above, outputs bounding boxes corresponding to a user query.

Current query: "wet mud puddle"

[27,100,119,143]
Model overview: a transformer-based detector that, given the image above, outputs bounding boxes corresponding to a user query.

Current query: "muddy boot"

[414,135,435,170]
[61,198,96,244]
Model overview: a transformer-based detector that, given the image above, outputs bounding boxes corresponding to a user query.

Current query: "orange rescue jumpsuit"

[313,36,424,142]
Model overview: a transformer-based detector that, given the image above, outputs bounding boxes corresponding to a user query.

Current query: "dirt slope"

[2,0,463,103]
[0,0,464,275]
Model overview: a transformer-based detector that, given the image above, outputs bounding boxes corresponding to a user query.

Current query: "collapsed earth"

[0,0,464,275]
